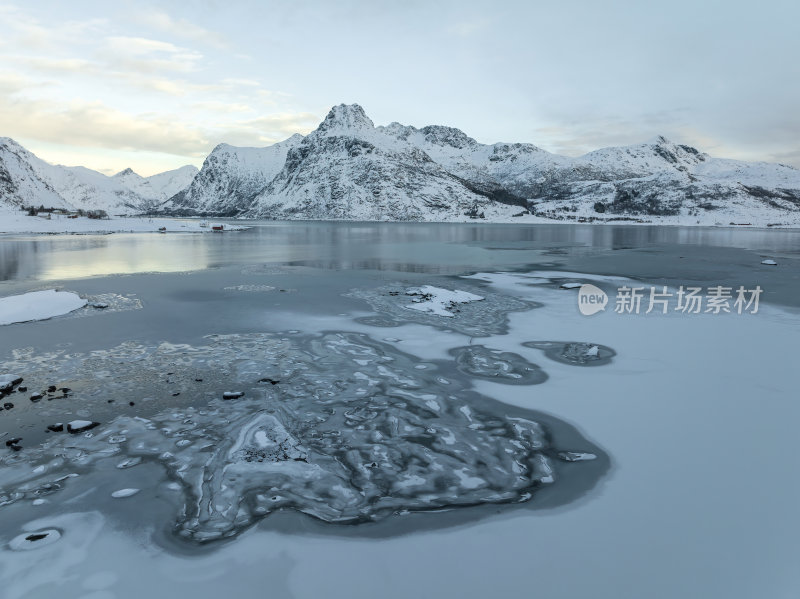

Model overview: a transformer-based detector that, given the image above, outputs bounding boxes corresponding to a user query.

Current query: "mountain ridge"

[0,137,197,215]
[158,104,800,224]
[3,105,800,226]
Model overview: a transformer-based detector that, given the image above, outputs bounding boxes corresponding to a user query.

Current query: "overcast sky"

[1,0,798,175]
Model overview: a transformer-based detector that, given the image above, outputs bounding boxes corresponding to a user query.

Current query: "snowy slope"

[378,122,570,202]
[113,165,198,211]
[0,138,70,210]
[164,136,304,216]
[0,138,197,215]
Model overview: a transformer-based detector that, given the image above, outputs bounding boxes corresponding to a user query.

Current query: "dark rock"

[172,392,180,396]
[47,424,64,432]
[18,386,27,392]
[0,376,23,394]
[66,420,100,434]
[223,391,245,400]
[47,385,57,393]
[30,392,43,401]
[3,402,13,410]
[5,438,21,446]
[258,378,280,385]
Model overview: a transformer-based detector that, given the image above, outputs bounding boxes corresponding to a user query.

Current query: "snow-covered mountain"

[166,135,304,216]
[158,105,800,224]
[111,165,199,212]
[0,138,197,215]
[244,105,503,220]
[5,105,800,225]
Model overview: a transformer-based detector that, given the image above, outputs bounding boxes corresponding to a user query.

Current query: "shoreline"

[3,213,800,236]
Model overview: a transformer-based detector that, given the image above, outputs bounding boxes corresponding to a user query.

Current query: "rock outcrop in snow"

[0,138,197,215]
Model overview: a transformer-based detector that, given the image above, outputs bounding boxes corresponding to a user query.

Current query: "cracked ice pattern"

[450,345,547,384]
[0,331,598,543]
[523,341,616,366]
[347,283,534,336]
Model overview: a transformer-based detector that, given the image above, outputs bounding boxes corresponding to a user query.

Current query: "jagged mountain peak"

[316,103,375,134]
[646,135,672,145]
[419,125,478,149]
[114,167,138,177]
[0,137,33,156]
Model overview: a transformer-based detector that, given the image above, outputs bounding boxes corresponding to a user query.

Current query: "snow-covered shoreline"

[244,213,800,229]
[3,203,800,235]
[0,210,246,235]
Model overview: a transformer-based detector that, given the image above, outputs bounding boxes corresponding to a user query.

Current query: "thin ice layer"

[0,331,597,543]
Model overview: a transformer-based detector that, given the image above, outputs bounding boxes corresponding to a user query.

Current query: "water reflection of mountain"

[0,239,38,281]
[2,222,799,283]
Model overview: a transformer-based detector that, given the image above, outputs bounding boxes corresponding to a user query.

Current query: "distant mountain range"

[2,104,800,225]
[0,137,197,214]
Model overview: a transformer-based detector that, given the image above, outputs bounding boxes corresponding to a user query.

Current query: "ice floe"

[523,341,616,366]
[557,452,597,462]
[347,283,533,336]
[8,529,61,551]
[450,345,547,384]
[0,290,87,326]
[405,285,484,317]
[111,488,140,498]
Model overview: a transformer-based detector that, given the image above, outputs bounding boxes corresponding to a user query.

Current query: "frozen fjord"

[0,221,798,598]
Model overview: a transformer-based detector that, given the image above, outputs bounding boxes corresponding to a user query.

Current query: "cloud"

[0,79,320,163]
[0,95,210,157]
[103,36,204,73]
[768,149,800,168]
[0,6,107,51]
[106,36,186,55]
[136,10,227,49]
[532,110,689,157]
[191,101,254,114]
[207,113,320,147]
[0,70,29,94]
[221,78,262,87]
